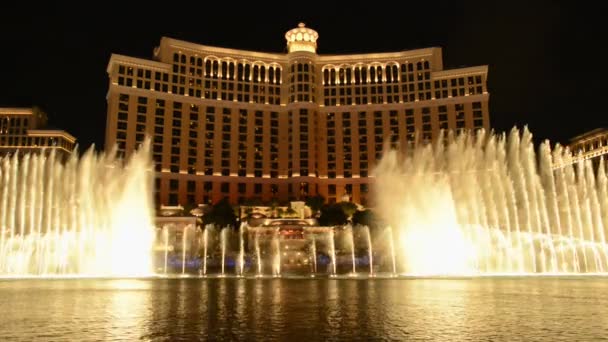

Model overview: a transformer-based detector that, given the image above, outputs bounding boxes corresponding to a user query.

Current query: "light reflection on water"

[0,278,607,341]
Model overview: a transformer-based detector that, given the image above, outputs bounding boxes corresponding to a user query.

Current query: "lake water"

[0,277,606,341]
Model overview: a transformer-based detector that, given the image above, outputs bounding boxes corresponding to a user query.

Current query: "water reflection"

[0,278,607,341]
[107,282,150,341]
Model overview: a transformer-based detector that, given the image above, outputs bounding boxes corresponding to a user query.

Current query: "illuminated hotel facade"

[568,128,608,169]
[105,23,490,207]
[0,107,76,158]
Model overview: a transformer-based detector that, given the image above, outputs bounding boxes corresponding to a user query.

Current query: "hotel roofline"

[158,37,445,60]
[0,108,37,115]
[107,36,489,74]
[27,129,76,143]
[569,128,608,143]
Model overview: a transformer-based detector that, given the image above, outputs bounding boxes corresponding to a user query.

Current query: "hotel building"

[105,23,490,207]
[0,107,76,158]
[568,128,608,169]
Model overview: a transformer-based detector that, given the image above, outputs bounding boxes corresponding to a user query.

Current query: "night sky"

[0,2,602,151]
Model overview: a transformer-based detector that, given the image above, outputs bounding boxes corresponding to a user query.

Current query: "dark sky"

[0,1,602,151]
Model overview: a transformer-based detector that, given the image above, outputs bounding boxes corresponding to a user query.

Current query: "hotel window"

[328,184,336,195]
[187,181,196,193]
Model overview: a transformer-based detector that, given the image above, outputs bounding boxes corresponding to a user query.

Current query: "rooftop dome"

[285,23,319,54]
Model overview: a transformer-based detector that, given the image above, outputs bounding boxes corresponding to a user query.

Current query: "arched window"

[197,58,203,67]
[205,60,212,76]
[244,64,251,81]
[173,53,179,62]
[361,67,367,83]
[354,68,360,84]
[330,69,336,86]
[338,68,345,85]
[212,60,219,78]
[424,61,430,69]
[276,68,281,84]
[370,67,376,83]
[221,61,228,79]
[346,68,352,84]
[386,66,392,83]
[416,61,423,70]
[269,67,274,84]
[180,54,186,64]
[237,63,244,80]
[303,64,309,73]
[260,66,266,82]
[253,65,259,82]
[228,63,235,79]
[323,69,330,85]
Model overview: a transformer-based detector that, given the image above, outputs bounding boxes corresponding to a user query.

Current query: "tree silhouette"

[318,204,348,226]
[352,209,382,230]
[305,195,325,216]
[203,198,237,228]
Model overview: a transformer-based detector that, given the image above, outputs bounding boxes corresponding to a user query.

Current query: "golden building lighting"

[105,23,490,206]
[0,107,76,158]
[568,128,608,169]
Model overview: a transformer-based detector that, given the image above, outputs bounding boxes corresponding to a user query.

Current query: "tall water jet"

[220,227,228,275]
[255,229,262,275]
[373,127,608,275]
[346,225,356,274]
[238,222,246,276]
[328,230,336,275]
[272,228,281,276]
[310,234,317,274]
[181,225,189,275]
[363,225,374,275]
[387,226,397,275]
[202,226,209,276]
[163,226,169,274]
[0,141,155,277]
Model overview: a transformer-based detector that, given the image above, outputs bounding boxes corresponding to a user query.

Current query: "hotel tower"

[105,23,490,207]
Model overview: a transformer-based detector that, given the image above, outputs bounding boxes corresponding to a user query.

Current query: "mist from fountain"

[0,142,155,277]
[373,127,608,276]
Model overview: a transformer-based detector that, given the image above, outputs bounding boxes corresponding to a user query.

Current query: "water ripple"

[0,278,606,341]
